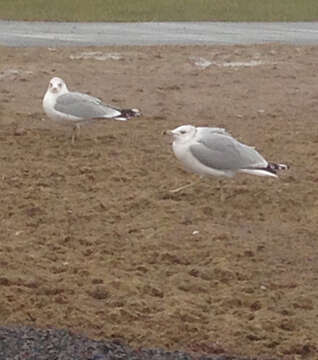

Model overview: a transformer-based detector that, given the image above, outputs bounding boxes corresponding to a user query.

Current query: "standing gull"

[42,77,140,143]
[167,125,289,193]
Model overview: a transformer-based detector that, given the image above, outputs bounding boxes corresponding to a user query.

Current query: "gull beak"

[162,129,174,136]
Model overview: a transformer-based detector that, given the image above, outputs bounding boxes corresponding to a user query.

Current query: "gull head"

[168,125,197,143]
[47,77,68,95]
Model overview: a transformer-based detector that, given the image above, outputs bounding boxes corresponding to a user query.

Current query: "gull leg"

[71,124,81,145]
[170,177,201,193]
[218,178,236,202]
[170,182,196,193]
[219,179,225,202]
[71,129,76,145]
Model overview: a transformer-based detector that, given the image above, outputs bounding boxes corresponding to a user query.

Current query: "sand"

[0,43,317,359]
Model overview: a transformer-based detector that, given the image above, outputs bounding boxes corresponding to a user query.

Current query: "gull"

[167,125,289,194]
[42,77,140,143]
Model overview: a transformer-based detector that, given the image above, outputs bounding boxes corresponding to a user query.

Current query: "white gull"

[167,125,288,193]
[42,77,140,143]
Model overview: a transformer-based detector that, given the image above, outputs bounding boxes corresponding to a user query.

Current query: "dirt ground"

[0,43,318,360]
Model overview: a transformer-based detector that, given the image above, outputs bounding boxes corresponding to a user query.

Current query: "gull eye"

[180,130,186,134]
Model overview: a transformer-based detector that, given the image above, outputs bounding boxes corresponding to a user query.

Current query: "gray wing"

[190,133,267,170]
[54,92,121,119]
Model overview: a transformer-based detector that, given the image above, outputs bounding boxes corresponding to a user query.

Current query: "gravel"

[0,326,278,360]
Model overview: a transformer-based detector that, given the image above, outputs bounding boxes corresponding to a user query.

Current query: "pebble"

[0,325,276,360]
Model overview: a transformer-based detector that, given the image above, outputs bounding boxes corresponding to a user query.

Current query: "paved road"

[1,20,318,47]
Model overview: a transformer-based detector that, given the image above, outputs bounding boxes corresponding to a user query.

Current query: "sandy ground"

[0,44,317,360]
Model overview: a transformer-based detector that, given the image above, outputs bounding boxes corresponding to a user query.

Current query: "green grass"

[0,0,317,22]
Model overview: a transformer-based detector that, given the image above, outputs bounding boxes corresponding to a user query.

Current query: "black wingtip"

[120,108,141,119]
[266,162,289,174]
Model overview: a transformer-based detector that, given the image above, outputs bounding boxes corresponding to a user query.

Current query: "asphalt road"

[1,20,318,47]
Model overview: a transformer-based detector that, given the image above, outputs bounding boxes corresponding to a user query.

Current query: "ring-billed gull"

[42,77,140,143]
[167,125,289,193]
